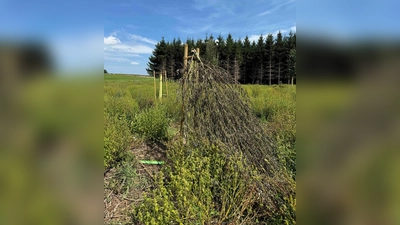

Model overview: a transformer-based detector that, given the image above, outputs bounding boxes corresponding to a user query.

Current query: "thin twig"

[139,162,155,181]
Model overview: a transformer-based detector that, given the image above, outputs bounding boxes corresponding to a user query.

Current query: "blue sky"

[104,0,296,75]
[2,0,397,75]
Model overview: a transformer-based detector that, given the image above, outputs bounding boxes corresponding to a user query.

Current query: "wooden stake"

[153,70,156,100]
[165,70,168,97]
[159,70,163,99]
[184,44,188,70]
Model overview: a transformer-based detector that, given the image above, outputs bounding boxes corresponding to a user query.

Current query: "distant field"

[104,74,153,82]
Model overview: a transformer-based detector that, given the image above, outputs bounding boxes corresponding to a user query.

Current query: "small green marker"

[139,160,165,165]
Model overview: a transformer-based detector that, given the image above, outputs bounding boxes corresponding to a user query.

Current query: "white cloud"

[104,36,121,45]
[248,34,262,43]
[272,26,296,37]
[104,33,153,66]
[193,0,236,15]
[257,0,296,17]
[246,25,296,43]
[272,29,284,37]
[104,44,153,54]
[129,34,158,45]
[104,56,130,62]
[257,10,272,16]
[104,52,140,58]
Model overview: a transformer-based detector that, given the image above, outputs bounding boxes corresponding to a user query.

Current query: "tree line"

[147,31,296,85]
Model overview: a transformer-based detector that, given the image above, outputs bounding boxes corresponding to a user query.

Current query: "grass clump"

[131,106,170,142]
[108,152,138,197]
[104,113,132,169]
[104,88,140,123]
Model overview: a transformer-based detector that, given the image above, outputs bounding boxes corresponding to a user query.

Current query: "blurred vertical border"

[0,0,103,224]
[298,0,400,224]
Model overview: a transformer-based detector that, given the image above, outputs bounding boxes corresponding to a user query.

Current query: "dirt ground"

[104,141,167,225]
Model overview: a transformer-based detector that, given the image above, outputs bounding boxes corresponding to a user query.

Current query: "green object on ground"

[140,160,164,165]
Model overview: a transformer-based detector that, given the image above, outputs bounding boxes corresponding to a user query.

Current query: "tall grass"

[104,75,296,224]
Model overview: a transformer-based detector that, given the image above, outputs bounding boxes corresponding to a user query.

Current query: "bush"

[131,106,170,141]
[134,140,261,225]
[104,89,139,123]
[158,97,181,123]
[104,113,132,169]
[128,85,155,110]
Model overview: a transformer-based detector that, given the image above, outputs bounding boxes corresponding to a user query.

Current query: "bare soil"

[104,141,167,225]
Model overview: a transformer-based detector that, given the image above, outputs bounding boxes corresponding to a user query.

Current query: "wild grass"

[104,74,296,224]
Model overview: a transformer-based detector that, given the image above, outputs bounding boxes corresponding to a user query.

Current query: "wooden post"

[153,71,156,100]
[159,70,163,99]
[184,44,188,70]
[165,70,168,97]
[181,45,188,140]
[196,47,200,57]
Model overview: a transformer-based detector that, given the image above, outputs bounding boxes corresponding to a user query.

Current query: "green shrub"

[104,90,139,123]
[131,106,170,141]
[104,113,132,169]
[158,97,181,123]
[128,85,155,110]
[134,141,261,225]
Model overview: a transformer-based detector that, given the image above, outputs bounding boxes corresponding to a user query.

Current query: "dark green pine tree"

[282,35,291,84]
[250,40,257,84]
[147,37,168,77]
[233,38,243,82]
[288,48,296,85]
[146,54,157,76]
[241,36,252,84]
[225,33,235,77]
[274,31,284,84]
[205,34,218,65]
[186,38,195,53]
[195,38,205,57]
[287,31,296,84]
[147,32,295,83]
[288,31,296,49]
[172,37,184,80]
[265,33,274,85]
[216,34,226,68]
[256,35,265,84]
[165,40,175,80]
[200,35,208,58]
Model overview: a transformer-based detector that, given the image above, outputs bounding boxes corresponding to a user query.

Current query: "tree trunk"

[269,59,272,85]
[278,61,281,84]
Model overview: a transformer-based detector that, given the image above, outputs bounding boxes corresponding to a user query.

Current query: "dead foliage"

[178,50,295,211]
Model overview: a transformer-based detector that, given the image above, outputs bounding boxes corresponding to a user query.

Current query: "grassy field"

[104,74,296,225]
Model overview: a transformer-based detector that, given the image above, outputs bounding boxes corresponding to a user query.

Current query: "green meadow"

[104,74,296,225]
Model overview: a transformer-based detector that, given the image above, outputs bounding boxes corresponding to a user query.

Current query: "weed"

[131,106,170,141]
[104,113,132,169]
